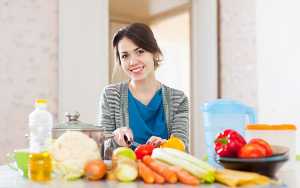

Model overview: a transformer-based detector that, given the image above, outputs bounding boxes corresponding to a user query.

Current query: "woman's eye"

[137,49,145,55]
[121,54,128,59]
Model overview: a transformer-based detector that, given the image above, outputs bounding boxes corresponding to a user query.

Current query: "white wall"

[219,0,257,108]
[0,0,58,164]
[150,11,191,98]
[59,0,109,124]
[257,0,300,154]
[191,0,218,157]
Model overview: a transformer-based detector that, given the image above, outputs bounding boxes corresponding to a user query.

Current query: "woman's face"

[118,37,156,81]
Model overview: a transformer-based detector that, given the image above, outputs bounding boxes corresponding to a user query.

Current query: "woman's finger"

[147,136,158,145]
[114,131,125,146]
[125,131,133,143]
[153,139,162,147]
[120,133,128,146]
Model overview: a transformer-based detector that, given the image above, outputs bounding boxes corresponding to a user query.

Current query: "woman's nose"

[129,56,138,65]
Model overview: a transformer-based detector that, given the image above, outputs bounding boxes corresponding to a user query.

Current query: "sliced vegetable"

[135,144,155,160]
[160,135,185,151]
[142,155,177,183]
[113,147,136,160]
[114,157,138,182]
[151,148,215,183]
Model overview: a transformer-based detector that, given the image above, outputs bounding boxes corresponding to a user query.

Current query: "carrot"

[137,160,155,184]
[169,166,200,185]
[142,155,177,183]
[152,168,165,184]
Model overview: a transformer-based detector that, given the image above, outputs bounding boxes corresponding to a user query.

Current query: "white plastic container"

[245,124,297,169]
[29,99,53,153]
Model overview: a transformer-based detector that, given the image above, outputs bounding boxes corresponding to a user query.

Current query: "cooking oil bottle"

[28,99,53,181]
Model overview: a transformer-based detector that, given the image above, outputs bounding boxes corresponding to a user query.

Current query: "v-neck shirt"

[128,88,168,144]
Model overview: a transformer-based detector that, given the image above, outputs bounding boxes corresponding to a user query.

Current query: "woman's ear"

[153,53,159,63]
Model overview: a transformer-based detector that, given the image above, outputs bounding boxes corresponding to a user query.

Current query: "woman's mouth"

[129,65,144,73]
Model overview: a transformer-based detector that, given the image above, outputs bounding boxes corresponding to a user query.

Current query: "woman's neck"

[129,76,160,94]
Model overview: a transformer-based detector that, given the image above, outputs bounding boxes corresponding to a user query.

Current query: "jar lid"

[246,124,297,131]
[53,111,104,131]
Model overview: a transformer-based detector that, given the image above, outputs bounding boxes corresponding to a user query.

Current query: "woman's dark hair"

[112,23,163,68]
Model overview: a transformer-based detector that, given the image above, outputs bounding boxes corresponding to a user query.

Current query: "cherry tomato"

[238,143,267,158]
[134,144,155,160]
[84,159,107,180]
[249,138,273,156]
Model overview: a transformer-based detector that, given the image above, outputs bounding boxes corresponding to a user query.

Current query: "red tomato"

[238,143,267,158]
[84,159,107,180]
[249,138,273,156]
[134,144,155,160]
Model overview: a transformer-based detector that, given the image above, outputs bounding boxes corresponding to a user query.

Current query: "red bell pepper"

[134,144,155,160]
[214,129,246,157]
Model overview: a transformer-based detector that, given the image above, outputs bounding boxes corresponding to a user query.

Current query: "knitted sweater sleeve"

[96,85,120,159]
[169,90,190,152]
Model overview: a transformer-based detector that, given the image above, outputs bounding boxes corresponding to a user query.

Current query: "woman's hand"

[113,127,133,147]
[146,136,166,147]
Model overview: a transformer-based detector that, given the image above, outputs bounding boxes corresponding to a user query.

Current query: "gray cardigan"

[96,81,189,159]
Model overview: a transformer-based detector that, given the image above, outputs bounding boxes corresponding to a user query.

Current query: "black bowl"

[215,145,289,177]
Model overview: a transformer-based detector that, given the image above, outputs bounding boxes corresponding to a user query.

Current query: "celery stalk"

[162,148,215,172]
[152,148,215,183]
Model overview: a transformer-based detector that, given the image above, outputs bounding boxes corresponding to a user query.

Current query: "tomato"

[134,144,155,160]
[238,143,267,158]
[84,159,107,180]
[249,138,273,156]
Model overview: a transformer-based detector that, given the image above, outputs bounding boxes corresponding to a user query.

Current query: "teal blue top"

[128,88,168,145]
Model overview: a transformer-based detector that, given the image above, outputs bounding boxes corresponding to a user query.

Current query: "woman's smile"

[129,64,145,73]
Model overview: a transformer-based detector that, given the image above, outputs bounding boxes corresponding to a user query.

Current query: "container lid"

[246,124,297,131]
[201,99,253,114]
[53,111,104,131]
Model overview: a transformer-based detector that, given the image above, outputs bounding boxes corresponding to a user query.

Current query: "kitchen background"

[0,0,299,164]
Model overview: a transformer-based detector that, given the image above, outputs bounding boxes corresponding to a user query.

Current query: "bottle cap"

[35,99,48,107]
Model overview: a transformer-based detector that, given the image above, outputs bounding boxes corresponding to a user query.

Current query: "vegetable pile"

[48,131,273,187]
[214,129,273,158]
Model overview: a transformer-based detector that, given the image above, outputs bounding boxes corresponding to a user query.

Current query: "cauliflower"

[50,131,100,180]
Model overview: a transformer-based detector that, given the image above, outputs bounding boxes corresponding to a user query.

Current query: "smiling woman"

[96,23,189,159]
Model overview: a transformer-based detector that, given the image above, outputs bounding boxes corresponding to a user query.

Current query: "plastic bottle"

[28,99,53,181]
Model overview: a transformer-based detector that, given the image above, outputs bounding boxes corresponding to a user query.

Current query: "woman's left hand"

[146,136,166,147]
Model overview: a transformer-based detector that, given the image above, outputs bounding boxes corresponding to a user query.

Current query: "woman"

[96,23,189,159]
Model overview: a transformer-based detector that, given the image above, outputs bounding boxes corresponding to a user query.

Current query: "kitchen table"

[0,162,299,188]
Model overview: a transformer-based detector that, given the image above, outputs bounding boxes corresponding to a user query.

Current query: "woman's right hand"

[113,127,133,147]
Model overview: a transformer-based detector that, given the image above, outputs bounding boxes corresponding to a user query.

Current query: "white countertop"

[1,163,299,188]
